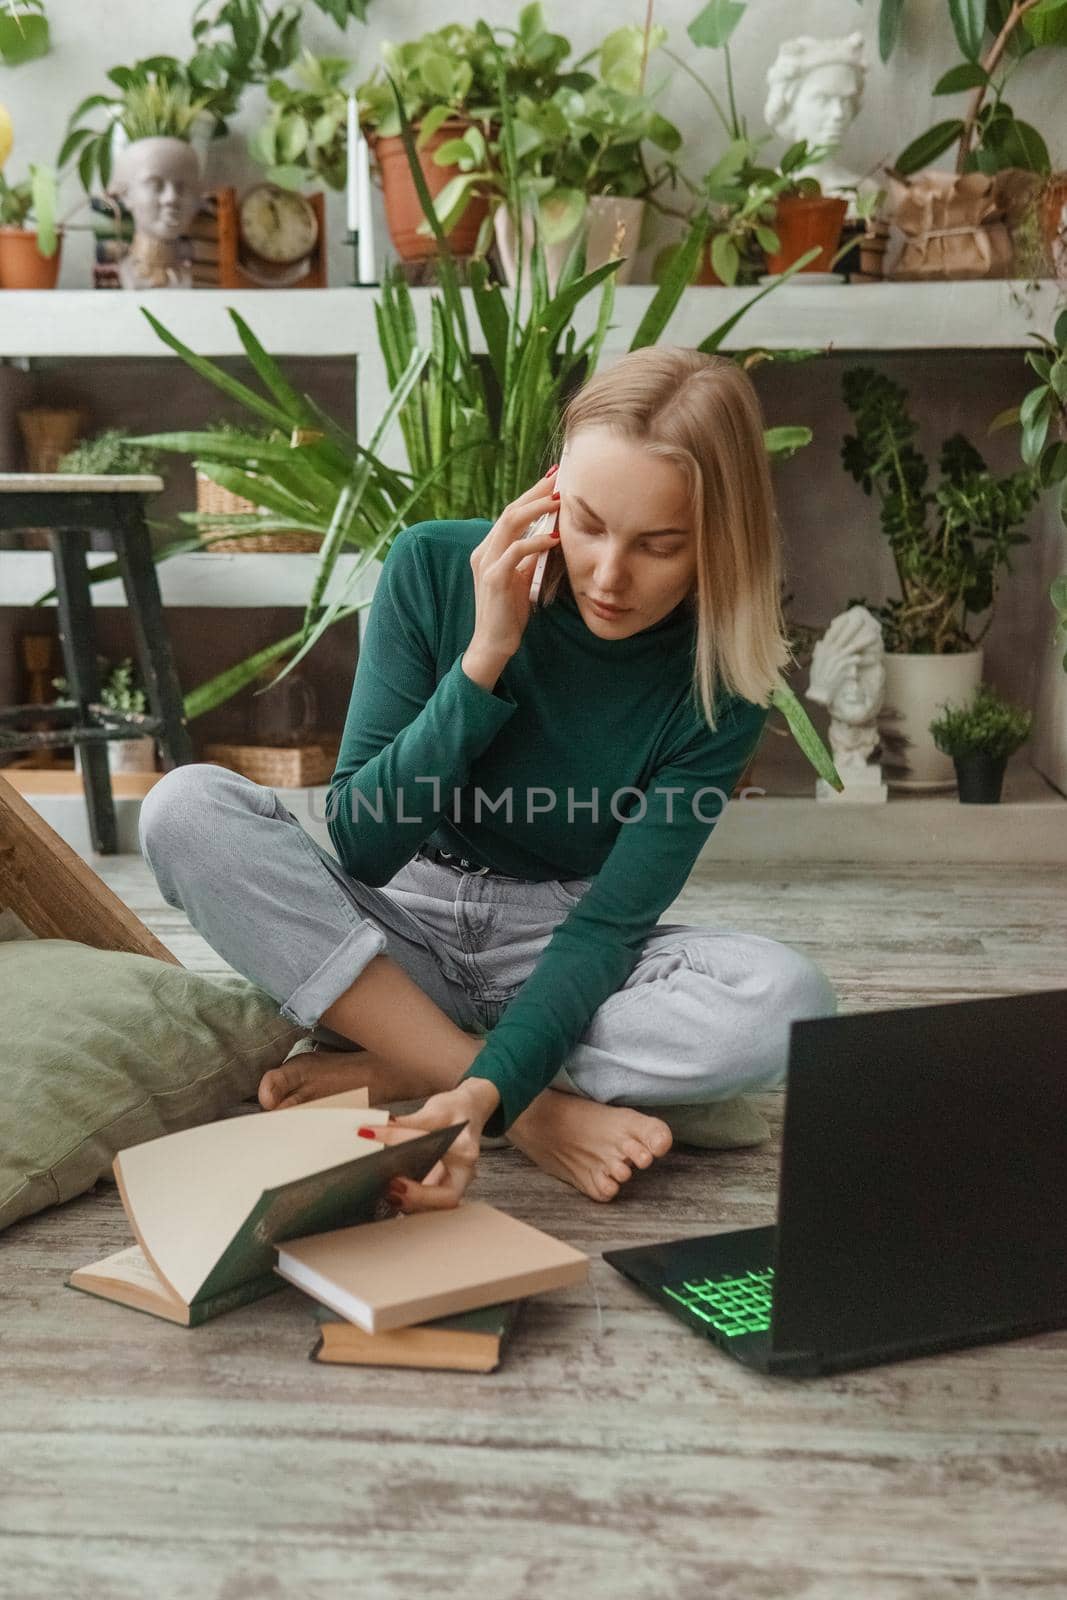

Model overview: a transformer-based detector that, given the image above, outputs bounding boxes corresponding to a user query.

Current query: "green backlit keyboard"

[663,1267,775,1338]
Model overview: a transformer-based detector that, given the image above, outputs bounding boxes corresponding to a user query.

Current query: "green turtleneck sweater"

[327,518,769,1135]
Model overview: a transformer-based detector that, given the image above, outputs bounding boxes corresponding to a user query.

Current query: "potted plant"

[841,365,1039,789]
[493,18,681,290]
[57,427,162,477]
[355,21,504,260]
[54,656,158,775]
[992,303,1067,790]
[763,145,848,276]
[929,682,1033,803]
[248,50,354,193]
[0,162,60,288]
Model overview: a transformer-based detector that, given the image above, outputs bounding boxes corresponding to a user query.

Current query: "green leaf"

[696,247,822,353]
[764,425,812,458]
[768,680,844,790]
[755,225,780,253]
[1051,362,1067,402]
[948,0,987,60]
[1055,307,1067,348]
[1022,0,1067,46]
[878,0,906,62]
[687,0,746,49]
[1038,441,1067,487]
[894,120,966,176]
[138,308,295,432]
[710,230,740,285]
[933,62,989,93]
[1021,409,1051,466]
[1020,386,1051,427]
[0,10,49,65]
[986,404,1021,433]
[630,213,710,351]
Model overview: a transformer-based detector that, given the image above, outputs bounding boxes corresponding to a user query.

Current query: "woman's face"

[557,426,697,638]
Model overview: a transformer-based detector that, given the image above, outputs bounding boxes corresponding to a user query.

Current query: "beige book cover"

[67,1095,465,1326]
[275,1200,589,1333]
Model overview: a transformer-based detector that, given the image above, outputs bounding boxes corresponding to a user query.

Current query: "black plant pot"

[953,750,1007,804]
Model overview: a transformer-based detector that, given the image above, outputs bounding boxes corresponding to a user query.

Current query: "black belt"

[419,844,521,880]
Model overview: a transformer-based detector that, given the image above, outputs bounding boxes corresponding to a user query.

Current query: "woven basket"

[17,407,89,549]
[204,738,341,786]
[195,471,323,553]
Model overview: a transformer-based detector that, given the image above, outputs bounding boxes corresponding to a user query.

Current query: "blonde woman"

[139,346,837,1210]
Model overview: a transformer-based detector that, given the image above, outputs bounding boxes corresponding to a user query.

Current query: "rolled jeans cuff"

[279,921,388,1031]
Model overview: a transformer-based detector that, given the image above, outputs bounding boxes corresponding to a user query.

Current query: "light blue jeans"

[137,763,838,1108]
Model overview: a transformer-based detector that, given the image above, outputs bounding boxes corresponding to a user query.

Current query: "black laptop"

[603,989,1067,1378]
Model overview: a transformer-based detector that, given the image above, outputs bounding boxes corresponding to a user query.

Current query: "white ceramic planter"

[879,649,984,791]
[493,196,647,293]
[492,203,579,295]
[584,196,646,284]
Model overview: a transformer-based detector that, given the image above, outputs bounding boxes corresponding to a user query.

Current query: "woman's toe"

[622,1137,654,1169]
[594,1169,620,1201]
[608,1157,633,1185]
[259,1062,307,1110]
[641,1117,673,1157]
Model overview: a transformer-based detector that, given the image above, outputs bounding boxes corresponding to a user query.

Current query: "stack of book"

[68,1087,588,1373]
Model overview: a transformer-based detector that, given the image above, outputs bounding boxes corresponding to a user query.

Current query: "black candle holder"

[345,228,379,288]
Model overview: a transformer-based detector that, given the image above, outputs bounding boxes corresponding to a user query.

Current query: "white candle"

[346,94,359,235]
[356,131,376,283]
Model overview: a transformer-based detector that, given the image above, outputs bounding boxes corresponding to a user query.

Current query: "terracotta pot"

[1040,172,1067,281]
[880,649,985,791]
[695,245,727,286]
[372,118,492,260]
[765,196,847,275]
[0,227,62,289]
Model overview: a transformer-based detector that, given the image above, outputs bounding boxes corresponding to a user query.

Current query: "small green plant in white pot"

[929,683,1033,805]
[54,655,157,775]
[841,365,1039,791]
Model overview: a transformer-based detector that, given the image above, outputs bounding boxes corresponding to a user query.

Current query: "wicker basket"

[204,737,341,786]
[16,407,89,549]
[195,470,323,553]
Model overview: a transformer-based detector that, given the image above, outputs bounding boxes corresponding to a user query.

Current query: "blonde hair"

[538,345,794,733]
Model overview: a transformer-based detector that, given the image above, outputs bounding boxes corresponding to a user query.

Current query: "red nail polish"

[357,1127,377,1140]
[551,490,560,501]
[546,463,558,474]
[551,526,560,539]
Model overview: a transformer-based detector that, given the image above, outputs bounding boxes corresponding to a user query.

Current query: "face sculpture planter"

[108,136,203,290]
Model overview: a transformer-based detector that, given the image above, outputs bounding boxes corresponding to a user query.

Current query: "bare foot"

[259,1049,397,1111]
[507,1089,673,1202]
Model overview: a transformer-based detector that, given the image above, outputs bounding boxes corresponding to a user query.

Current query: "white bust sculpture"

[764,32,873,215]
[806,604,888,803]
[109,135,202,290]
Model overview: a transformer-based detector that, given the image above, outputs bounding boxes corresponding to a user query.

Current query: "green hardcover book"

[67,1105,462,1327]
[310,1298,524,1372]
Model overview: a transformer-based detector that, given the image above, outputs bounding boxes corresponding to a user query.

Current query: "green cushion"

[0,939,305,1234]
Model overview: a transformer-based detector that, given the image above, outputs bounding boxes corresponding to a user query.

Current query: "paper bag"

[886,168,1018,280]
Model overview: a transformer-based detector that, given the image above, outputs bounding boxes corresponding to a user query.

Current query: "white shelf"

[0,549,380,608]
[0,281,1061,359]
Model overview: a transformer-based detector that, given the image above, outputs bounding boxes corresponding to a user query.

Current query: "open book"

[276,1200,589,1333]
[67,1089,464,1326]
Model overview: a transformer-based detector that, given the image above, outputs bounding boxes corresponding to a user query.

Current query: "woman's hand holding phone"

[462,467,560,686]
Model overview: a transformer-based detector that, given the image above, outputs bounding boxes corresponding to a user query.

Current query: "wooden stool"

[0,474,194,855]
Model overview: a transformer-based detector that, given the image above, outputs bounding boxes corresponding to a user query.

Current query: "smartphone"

[524,444,567,604]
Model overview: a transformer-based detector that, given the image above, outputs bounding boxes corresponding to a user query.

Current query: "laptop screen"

[769,990,1067,1364]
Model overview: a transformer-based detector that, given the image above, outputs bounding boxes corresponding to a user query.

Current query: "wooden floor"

[3,856,1066,1599]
